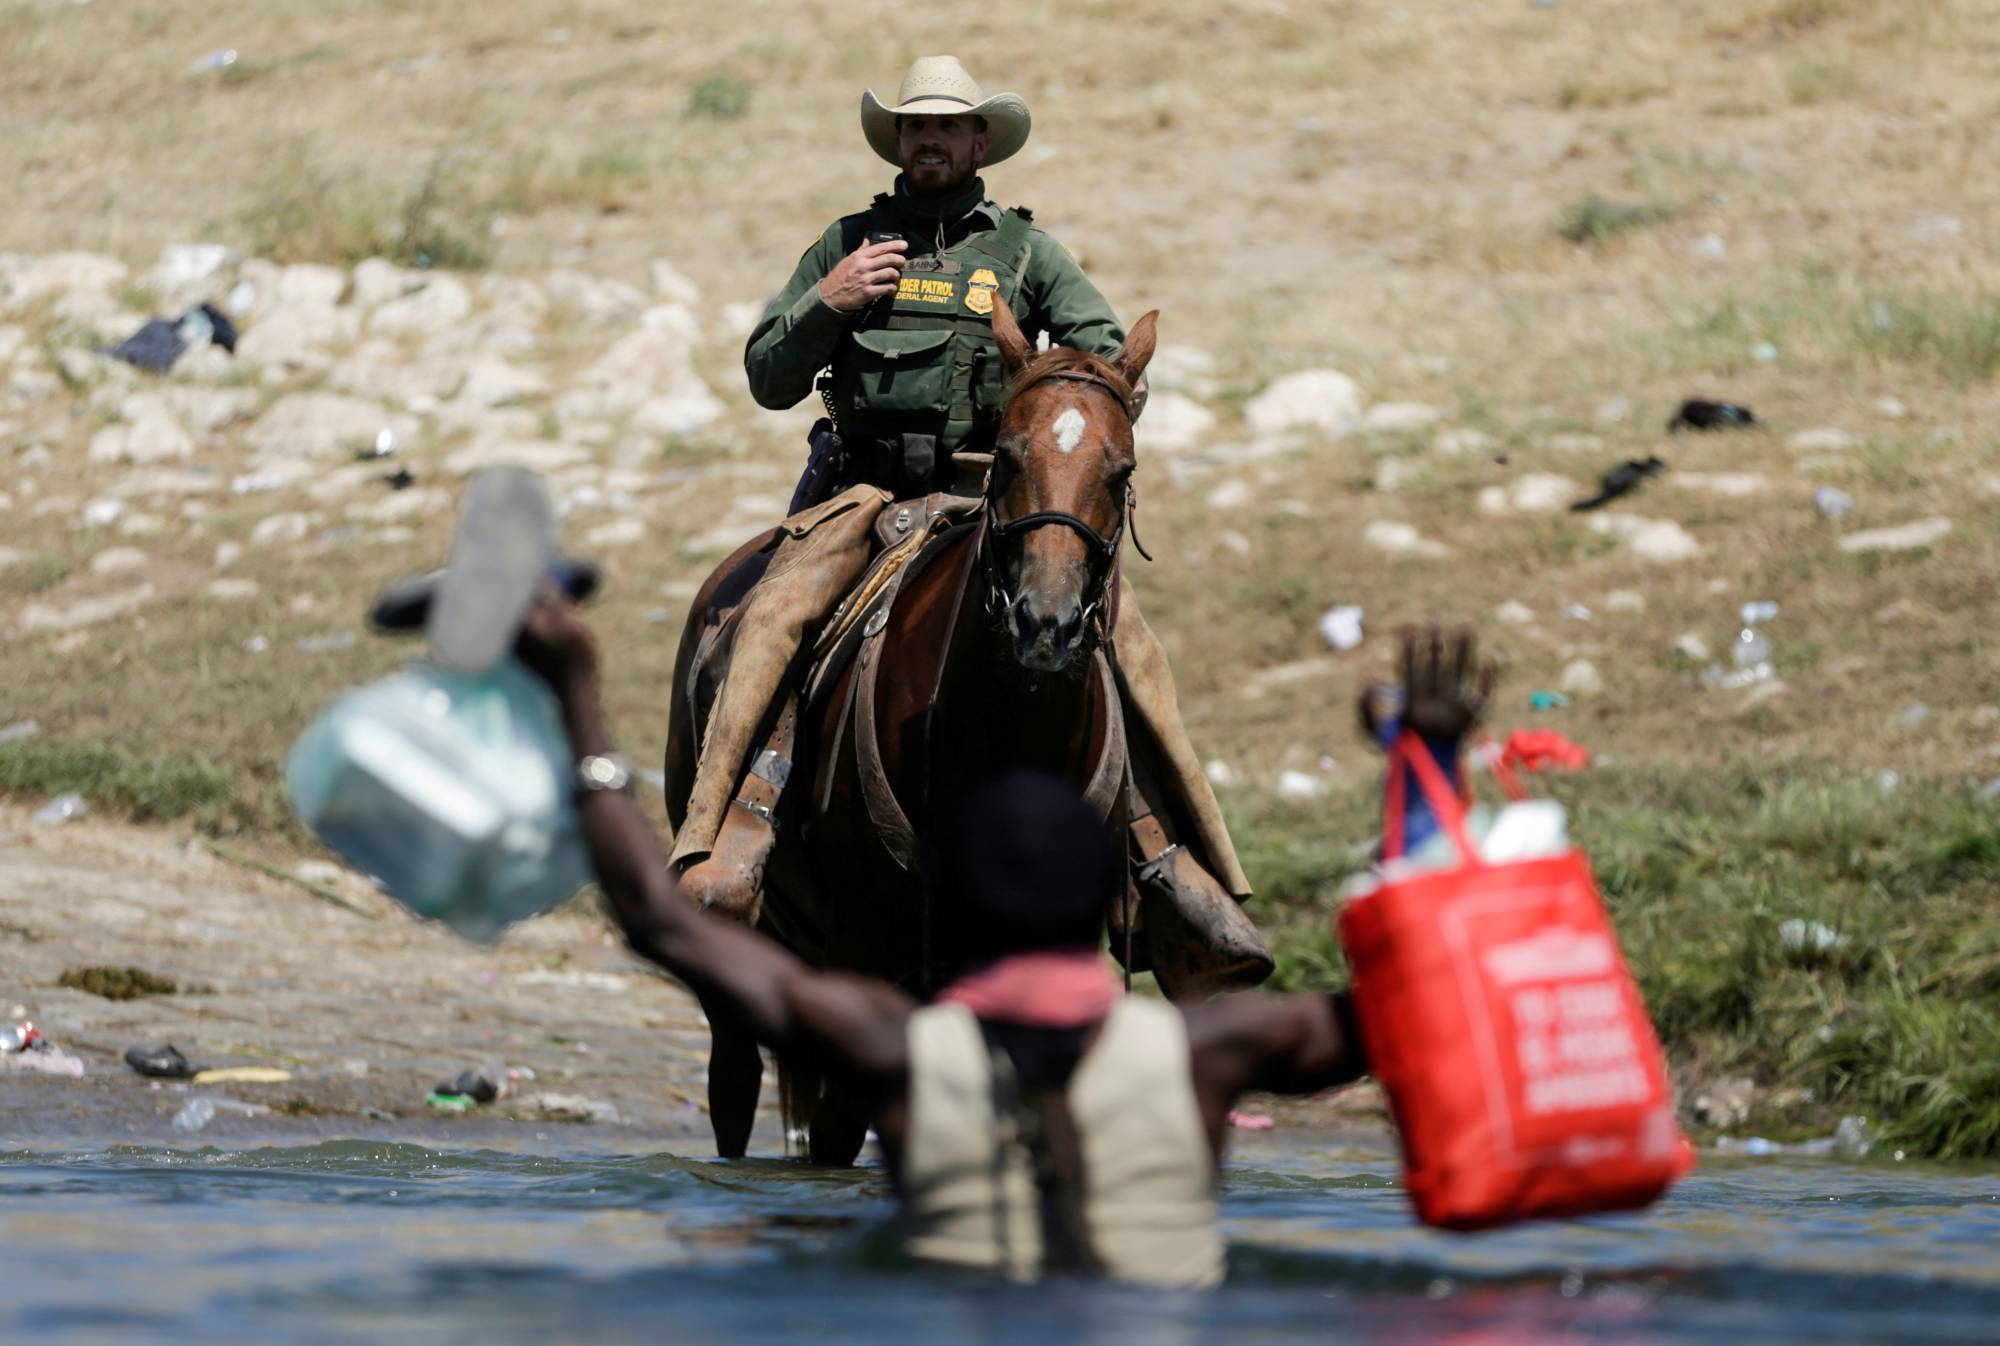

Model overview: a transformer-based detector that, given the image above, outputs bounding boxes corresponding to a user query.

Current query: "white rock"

[475,273,550,319]
[1560,659,1604,695]
[1596,396,1633,425]
[1136,391,1216,453]
[1362,520,1449,558]
[1244,370,1362,437]
[1476,485,1509,516]
[1215,530,1251,558]
[0,546,23,567]
[1433,427,1494,456]
[1318,604,1365,651]
[1873,396,1906,419]
[443,437,591,476]
[2,252,127,307]
[1509,473,1580,513]
[454,355,547,408]
[206,577,260,600]
[328,340,466,408]
[250,512,315,546]
[1205,759,1241,788]
[1147,345,1218,396]
[370,275,473,336]
[1360,401,1442,434]
[276,264,348,309]
[214,542,244,568]
[1689,232,1729,260]
[719,301,763,338]
[544,269,649,326]
[1788,426,1855,452]
[1545,433,1604,454]
[1911,214,1962,242]
[171,344,238,383]
[583,516,646,548]
[1206,480,1253,510]
[346,488,449,523]
[1372,457,1414,493]
[238,302,359,369]
[88,547,149,575]
[0,323,25,362]
[81,498,125,527]
[1839,517,1951,553]
[1672,633,1711,661]
[117,512,164,536]
[123,387,254,436]
[1673,471,1768,497]
[1494,600,1535,625]
[247,393,398,460]
[631,385,726,438]
[349,258,422,309]
[142,243,237,305]
[1276,769,1330,801]
[18,583,154,632]
[89,413,193,465]
[1587,514,1701,562]
[1603,589,1646,614]
[648,259,702,306]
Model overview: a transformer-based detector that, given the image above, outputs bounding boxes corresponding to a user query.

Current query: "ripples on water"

[2,1131,1996,1345]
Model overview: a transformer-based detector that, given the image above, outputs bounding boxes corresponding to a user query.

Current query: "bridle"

[981,369,1150,643]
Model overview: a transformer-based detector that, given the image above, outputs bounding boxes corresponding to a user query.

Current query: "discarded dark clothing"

[432,1068,500,1104]
[1667,399,1755,433]
[102,304,239,373]
[1571,456,1665,511]
[124,1044,197,1079]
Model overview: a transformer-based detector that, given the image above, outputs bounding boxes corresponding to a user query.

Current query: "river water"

[3,1127,1996,1345]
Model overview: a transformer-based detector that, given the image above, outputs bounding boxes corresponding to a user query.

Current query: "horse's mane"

[1006,348,1137,420]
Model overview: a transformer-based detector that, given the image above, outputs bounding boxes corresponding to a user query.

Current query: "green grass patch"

[1557,194,1674,245]
[237,149,493,270]
[687,75,752,120]
[1858,293,2000,386]
[1250,766,2000,1159]
[0,738,242,826]
[57,965,183,999]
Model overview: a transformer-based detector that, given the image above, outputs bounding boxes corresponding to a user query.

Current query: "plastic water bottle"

[285,658,594,942]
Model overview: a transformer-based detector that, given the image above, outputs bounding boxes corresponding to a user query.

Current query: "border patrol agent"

[674,58,1265,996]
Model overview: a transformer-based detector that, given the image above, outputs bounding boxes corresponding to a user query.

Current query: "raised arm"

[514,592,914,1084]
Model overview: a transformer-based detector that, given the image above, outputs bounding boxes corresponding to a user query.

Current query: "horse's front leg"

[699,995,763,1158]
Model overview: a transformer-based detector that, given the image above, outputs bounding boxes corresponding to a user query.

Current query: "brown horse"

[665,298,1267,1163]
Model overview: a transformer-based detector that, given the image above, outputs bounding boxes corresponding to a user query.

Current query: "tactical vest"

[829,197,1036,465]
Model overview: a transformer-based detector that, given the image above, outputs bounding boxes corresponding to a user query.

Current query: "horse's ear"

[1116,310,1159,387]
[990,291,1033,375]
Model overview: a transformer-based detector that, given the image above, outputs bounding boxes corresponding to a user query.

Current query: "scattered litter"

[171,1095,273,1133]
[1,1021,44,1053]
[361,1106,396,1121]
[1897,703,1929,728]
[1734,628,1773,668]
[1562,602,1592,622]
[1317,604,1365,652]
[1570,456,1664,512]
[2,1044,84,1077]
[124,1044,197,1079]
[1812,486,1854,522]
[383,468,416,491]
[1717,1115,1870,1159]
[360,427,398,460]
[1500,729,1592,772]
[1667,399,1756,433]
[432,1067,501,1105]
[295,631,356,655]
[1276,770,1330,802]
[231,473,286,495]
[1672,633,1711,662]
[1750,342,1779,363]
[1778,919,1846,956]
[101,304,238,373]
[1877,770,1901,794]
[523,1092,620,1124]
[189,48,239,74]
[82,499,125,528]
[426,1092,477,1113]
[0,719,39,744]
[243,635,271,654]
[31,793,90,826]
[1227,1109,1276,1131]
[1528,691,1570,711]
[191,1066,292,1085]
[1740,601,1780,625]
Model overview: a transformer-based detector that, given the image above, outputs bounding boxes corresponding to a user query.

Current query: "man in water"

[517,585,1496,1286]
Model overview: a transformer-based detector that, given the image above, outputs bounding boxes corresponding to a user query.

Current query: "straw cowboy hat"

[860,56,1032,168]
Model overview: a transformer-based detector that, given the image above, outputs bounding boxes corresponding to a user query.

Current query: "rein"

[981,369,1150,639]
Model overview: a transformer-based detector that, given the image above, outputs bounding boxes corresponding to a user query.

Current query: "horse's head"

[984,294,1158,674]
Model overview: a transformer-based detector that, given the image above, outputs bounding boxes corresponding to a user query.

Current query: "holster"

[788,418,849,516]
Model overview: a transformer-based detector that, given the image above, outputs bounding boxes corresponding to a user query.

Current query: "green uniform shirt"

[745,175,1125,458]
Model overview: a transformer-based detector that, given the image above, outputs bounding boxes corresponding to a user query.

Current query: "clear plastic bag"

[285,658,593,941]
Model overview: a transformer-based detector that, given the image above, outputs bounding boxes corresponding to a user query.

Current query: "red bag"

[1338,733,1694,1231]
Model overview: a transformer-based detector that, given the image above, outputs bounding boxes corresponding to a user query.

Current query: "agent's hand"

[818,238,908,312]
[1358,624,1495,746]
[514,583,600,691]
